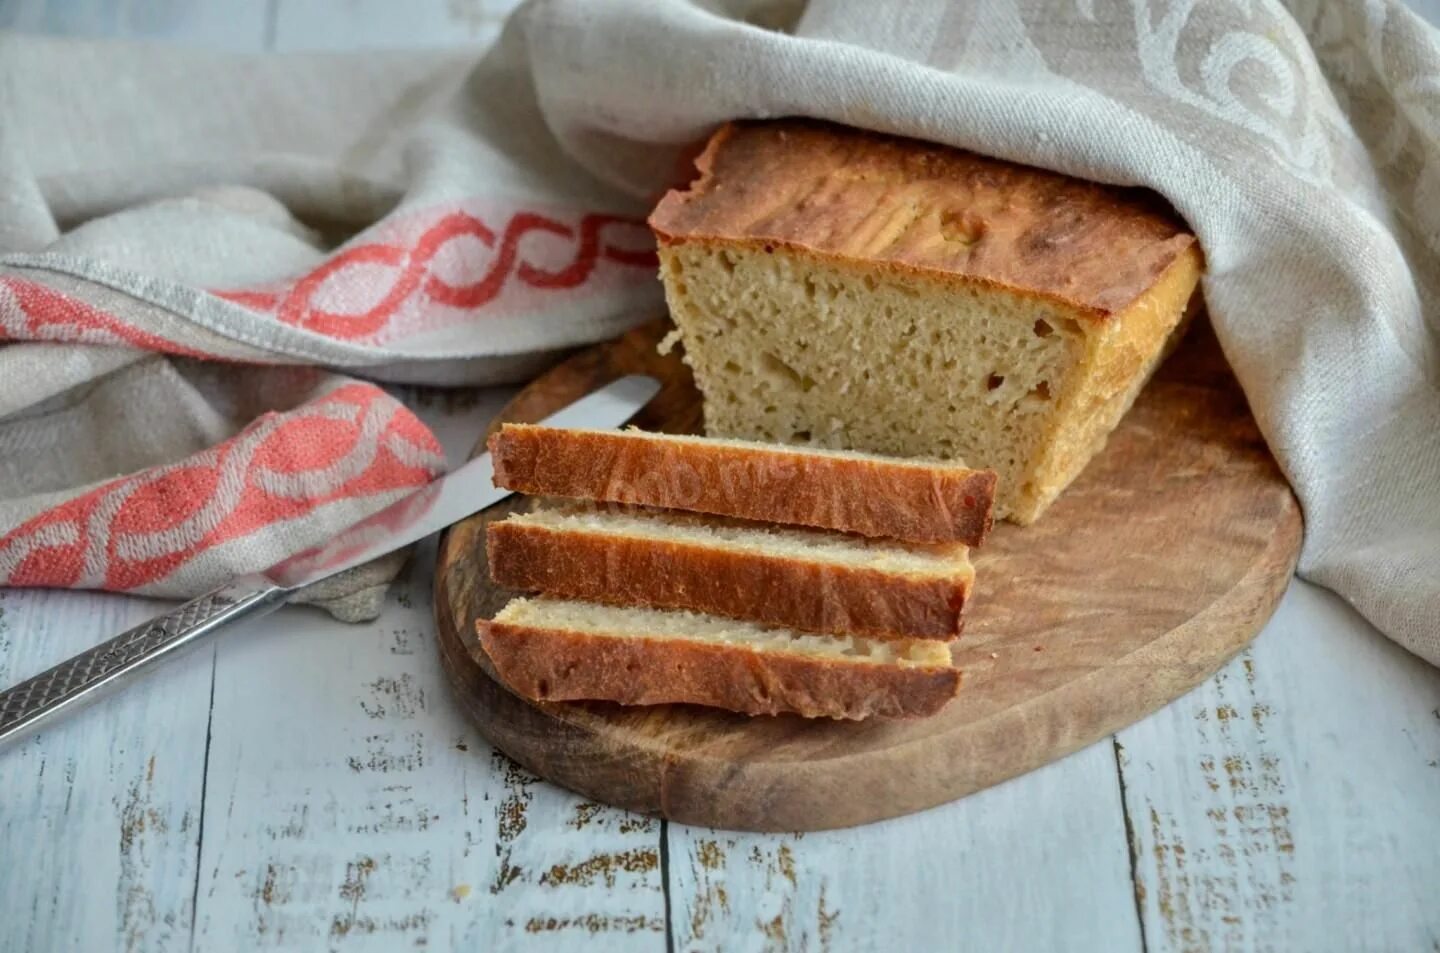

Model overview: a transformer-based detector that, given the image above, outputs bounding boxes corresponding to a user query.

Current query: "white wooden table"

[2,3,1439,950]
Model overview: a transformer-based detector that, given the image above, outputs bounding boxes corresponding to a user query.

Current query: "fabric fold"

[0,1,1435,660]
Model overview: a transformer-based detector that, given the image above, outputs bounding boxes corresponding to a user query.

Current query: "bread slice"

[477,598,960,719]
[648,119,1203,524]
[487,423,996,546]
[488,503,973,639]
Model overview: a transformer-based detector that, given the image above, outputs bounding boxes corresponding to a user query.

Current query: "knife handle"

[0,576,288,750]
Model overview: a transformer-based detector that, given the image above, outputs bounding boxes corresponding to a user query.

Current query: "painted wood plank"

[0,0,268,51]
[271,0,519,52]
[1409,0,1440,27]
[1117,580,1440,953]
[189,545,668,951]
[7,5,1440,952]
[668,739,1144,953]
[0,588,212,953]
[189,379,666,951]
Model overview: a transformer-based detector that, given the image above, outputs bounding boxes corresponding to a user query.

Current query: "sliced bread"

[487,423,996,546]
[477,598,960,719]
[487,503,973,639]
[648,119,1202,524]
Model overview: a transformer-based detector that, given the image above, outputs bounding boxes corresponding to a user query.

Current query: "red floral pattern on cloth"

[213,206,658,344]
[0,383,444,592]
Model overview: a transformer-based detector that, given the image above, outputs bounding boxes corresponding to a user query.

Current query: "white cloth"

[1,1,1437,663]
[0,29,661,618]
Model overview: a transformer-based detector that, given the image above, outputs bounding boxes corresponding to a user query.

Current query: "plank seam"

[660,819,675,953]
[263,0,279,51]
[1112,737,1149,953]
[186,647,219,953]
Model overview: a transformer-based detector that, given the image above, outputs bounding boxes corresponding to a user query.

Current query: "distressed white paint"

[0,0,268,50]
[190,543,667,951]
[1410,0,1440,26]
[184,379,668,950]
[668,740,1146,953]
[272,0,510,52]
[0,589,212,953]
[4,2,1440,952]
[1117,581,1440,953]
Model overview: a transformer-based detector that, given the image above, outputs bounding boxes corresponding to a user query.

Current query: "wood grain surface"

[9,5,1440,950]
[433,317,1302,831]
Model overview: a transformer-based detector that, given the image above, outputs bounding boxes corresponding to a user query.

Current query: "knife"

[0,374,660,750]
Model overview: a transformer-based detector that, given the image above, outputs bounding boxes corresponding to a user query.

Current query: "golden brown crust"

[487,519,971,640]
[648,119,1197,318]
[476,619,961,719]
[1010,244,1204,523]
[488,425,997,546]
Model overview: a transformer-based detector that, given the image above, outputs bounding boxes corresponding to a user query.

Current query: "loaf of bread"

[488,502,973,639]
[477,598,960,719]
[488,423,996,545]
[649,119,1203,523]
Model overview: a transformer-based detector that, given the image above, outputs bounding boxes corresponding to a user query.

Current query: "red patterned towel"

[0,39,660,618]
[3,0,1439,667]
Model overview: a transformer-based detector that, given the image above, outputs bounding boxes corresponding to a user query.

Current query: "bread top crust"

[648,119,1198,318]
[489,424,996,546]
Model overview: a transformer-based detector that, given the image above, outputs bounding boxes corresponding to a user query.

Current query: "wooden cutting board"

[433,317,1301,832]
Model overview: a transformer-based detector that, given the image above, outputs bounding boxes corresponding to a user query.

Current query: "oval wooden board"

[434,318,1301,832]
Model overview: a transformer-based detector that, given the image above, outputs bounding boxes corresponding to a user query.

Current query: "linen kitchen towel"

[2,1,1437,665]
[0,34,664,619]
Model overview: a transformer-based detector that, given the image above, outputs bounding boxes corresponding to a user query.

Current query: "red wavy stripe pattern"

[0,203,649,597]
[216,209,658,342]
[0,277,213,358]
[1,206,656,352]
[0,384,443,592]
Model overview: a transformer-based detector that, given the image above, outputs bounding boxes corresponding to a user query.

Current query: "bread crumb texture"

[650,120,1202,522]
[495,598,954,668]
[509,502,970,577]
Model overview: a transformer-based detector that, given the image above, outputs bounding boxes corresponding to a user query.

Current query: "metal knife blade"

[265,373,660,590]
[0,373,660,750]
